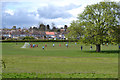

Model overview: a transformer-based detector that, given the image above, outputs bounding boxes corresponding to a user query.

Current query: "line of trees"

[68,1,120,52]
[29,22,68,32]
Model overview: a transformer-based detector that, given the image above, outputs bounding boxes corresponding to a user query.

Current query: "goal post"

[21,42,30,48]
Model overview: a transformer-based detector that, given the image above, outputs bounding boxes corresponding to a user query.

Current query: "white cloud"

[5,9,14,15]
[1,0,120,28]
[2,2,81,28]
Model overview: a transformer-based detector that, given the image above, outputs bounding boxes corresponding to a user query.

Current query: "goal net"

[21,42,30,48]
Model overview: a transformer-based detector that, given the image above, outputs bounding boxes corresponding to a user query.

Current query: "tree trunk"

[96,44,101,52]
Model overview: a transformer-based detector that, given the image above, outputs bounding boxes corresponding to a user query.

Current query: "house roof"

[46,32,55,35]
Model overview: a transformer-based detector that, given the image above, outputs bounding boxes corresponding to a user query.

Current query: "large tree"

[69,1,120,52]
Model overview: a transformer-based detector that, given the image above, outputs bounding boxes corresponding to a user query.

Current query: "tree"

[69,1,120,52]
[39,23,46,31]
[33,27,38,30]
[64,25,68,29]
[38,22,46,39]
[18,27,21,29]
[57,29,60,32]
[52,27,56,31]
[46,24,50,31]
[60,27,63,29]
[64,25,68,32]
[64,25,67,30]
[68,20,85,39]
[12,26,16,30]
[51,22,56,31]
[111,25,120,44]
[51,22,55,28]
[29,27,32,31]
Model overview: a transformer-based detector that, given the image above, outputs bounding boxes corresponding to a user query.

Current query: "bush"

[23,36,35,40]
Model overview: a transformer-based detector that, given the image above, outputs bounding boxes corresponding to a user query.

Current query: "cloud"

[37,4,81,19]
[2,0,119,29]
[2,3,81,28]
[5,9,14,15]
[2,9,40,28]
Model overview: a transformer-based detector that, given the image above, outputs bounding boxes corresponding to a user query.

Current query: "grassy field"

[2,42,119,78]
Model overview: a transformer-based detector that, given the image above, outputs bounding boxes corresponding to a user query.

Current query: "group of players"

[30,44,38,48]
[28,42,120,50]
[42,43,69,50]
[29,42,93,50]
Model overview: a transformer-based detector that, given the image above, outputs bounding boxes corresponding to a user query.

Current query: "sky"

[1,0,119,29]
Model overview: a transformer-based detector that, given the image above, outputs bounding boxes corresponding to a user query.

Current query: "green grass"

[2,73,116,78]
[2,42,119,78]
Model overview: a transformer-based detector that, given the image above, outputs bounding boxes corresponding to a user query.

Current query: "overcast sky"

[1,0,119,29]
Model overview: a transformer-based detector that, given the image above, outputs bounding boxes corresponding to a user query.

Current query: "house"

[45,32,56,40]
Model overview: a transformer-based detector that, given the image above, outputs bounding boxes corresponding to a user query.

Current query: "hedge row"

[1,40,78,42]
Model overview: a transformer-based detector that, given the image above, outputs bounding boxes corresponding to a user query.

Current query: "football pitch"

[2,42,119,78]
